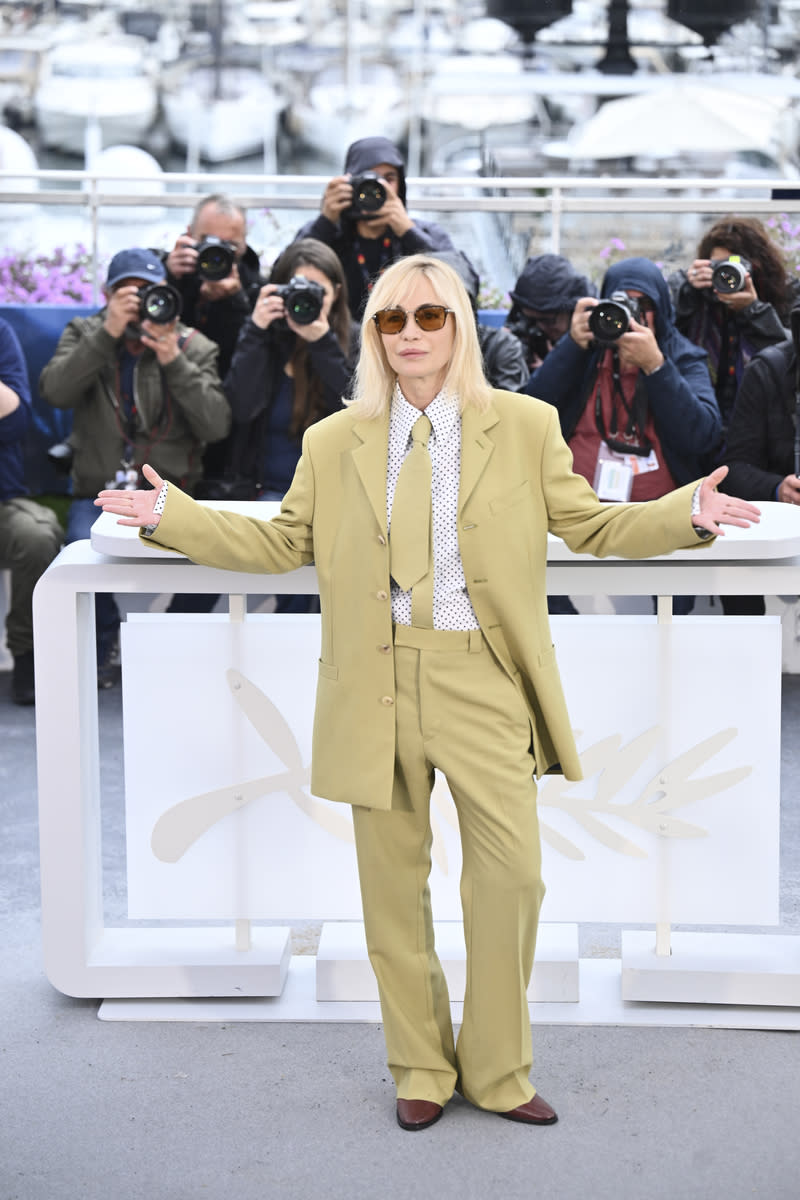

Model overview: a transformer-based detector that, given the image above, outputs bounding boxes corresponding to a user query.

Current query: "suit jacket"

[149,390,706,810]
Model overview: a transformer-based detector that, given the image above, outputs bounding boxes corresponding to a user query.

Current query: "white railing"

[3,168,800,300]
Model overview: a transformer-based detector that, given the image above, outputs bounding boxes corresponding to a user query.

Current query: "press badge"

[593,442,660,502]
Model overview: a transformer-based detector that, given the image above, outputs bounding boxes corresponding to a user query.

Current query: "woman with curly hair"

[669,215,800,436]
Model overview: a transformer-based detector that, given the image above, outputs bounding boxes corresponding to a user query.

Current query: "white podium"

[31,502,800,1024]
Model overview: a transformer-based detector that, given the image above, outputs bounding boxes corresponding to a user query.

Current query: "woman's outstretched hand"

[693,465,761,537]
[94,463,165,528]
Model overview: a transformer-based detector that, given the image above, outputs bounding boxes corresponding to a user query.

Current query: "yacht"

[161,59,285,165]
[33,36,158,155]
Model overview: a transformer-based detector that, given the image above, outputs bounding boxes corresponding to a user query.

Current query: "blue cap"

[106,248,166,288]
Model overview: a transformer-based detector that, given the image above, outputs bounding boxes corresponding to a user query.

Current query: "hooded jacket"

[295,136,455,317]
[508,253,595,317]
[524,257,722,486]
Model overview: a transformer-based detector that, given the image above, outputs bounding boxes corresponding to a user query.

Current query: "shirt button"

[378,643,391,654]
[376,589,388,601]
[378,534,387,545]
[380,695,394,706]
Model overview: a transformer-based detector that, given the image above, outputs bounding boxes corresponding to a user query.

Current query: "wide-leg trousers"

[351,625,545,1112]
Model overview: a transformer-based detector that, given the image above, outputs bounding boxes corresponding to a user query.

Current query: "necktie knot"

[411,414,432,447]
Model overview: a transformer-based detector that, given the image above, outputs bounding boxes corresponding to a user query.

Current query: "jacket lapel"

[459,400,500,515]
[352,412,391,536]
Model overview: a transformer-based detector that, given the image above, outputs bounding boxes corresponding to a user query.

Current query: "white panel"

[122,613,780,927]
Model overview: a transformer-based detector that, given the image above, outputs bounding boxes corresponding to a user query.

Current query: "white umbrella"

[566,81,789,160]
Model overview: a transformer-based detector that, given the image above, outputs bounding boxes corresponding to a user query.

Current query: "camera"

[588,291,643,343]
[274,275,326,325]
[507,312,551,364]
[137,282,182,325]
[347,172,388,216]
[711,255,751,294]
[194,236,238,281]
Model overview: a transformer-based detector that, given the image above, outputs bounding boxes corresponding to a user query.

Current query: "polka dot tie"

[390,414,433,605]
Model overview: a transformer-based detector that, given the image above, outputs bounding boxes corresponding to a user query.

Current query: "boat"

[161,58,285,165]
[33,35,158,155]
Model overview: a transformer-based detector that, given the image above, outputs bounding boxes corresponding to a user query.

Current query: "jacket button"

[378,643,391,654]
[378,534,387,545]
[376,589,388,601]
[380,695,394,706]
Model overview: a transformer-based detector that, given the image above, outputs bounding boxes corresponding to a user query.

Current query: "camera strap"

[594,349,653,457]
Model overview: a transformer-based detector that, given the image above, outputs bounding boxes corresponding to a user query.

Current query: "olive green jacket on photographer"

[145,389,709,812]
[40,311,230,497]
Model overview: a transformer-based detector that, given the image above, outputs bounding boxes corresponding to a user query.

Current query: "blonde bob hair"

[347,254,493,419]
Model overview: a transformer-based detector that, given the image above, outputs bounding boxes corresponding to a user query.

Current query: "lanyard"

[594,348,653,457]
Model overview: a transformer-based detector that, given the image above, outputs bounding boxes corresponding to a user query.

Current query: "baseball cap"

[106,248,166,289]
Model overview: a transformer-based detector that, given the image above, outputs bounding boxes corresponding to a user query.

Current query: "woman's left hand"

[693,465,761,536]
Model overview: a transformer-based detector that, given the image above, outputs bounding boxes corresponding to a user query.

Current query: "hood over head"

[343,137,407,207]
[601,257,675,340]
[509,254,594,312]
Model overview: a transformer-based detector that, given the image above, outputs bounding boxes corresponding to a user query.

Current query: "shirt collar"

[391,382,460,445]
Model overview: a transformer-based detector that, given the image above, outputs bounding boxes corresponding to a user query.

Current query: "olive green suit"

[149,390,706,1109]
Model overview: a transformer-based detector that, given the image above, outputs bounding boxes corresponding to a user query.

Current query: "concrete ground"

[2,674,800,1200]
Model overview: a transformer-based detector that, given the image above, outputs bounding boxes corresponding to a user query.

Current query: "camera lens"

[588,299,632,342]
[711,258,748,294]
[195,237,236,282]
[349,173,387,215]
[276,276,325,325]
[139,283,182,324]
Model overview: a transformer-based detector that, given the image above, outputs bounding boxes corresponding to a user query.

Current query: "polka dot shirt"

[387,384,480,631]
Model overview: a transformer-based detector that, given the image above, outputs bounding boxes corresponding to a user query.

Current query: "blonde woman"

[96,255,758,1132]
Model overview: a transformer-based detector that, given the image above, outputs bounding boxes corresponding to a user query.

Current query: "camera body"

[711,255,751,294]
[137,282,182,325]
[507,312,551,363]
[347,172,388,217]
[588,291,643,344]
[194,236,238,281]
[274,275,326,325]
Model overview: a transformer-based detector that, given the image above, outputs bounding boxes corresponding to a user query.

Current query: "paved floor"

[2,673,800,1200]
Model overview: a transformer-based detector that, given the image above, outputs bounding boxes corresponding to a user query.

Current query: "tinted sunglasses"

[372,304,454,334]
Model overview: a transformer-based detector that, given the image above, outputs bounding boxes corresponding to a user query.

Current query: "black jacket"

[719,339,800,500]
[223,316,358,486]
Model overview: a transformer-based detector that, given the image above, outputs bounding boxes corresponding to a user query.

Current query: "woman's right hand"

[252,283,286,330]
[94,463,165,528]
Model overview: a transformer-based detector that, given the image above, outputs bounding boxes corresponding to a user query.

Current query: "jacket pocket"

[489,479,530,515]
[318,660,339,681]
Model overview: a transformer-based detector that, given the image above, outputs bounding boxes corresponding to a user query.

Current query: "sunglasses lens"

[415,306,447,331]
[375,308,406,334]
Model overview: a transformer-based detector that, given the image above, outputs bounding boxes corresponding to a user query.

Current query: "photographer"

[525,258,721,615]
[39,248,230,684]
[506,253,595,371]
[295,136,456,318]
[0,318,62,704]
[669,216,799,438]
[223,239,357,612]
[717,310,800,615]
[163,194,265,381]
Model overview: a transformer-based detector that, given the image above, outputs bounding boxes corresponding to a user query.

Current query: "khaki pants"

[0,498,62,658]
[352,625,545,1112]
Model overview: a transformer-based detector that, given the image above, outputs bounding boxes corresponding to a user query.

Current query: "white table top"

[89,500,800,563]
